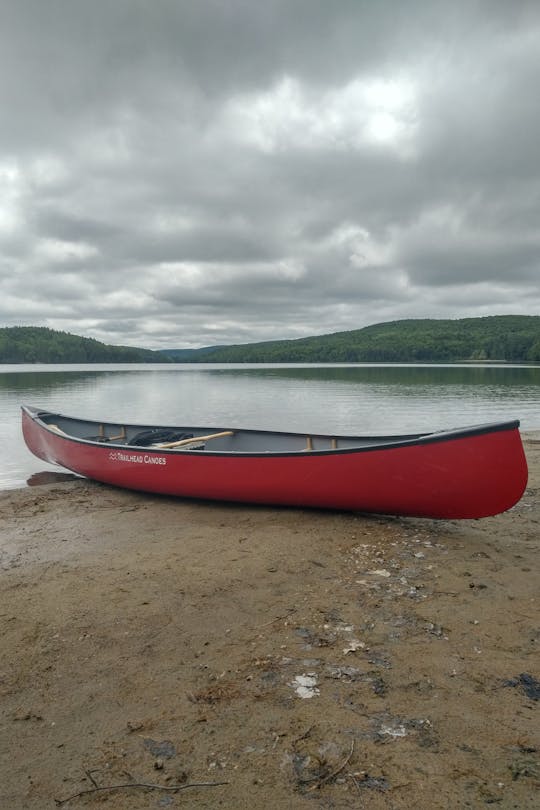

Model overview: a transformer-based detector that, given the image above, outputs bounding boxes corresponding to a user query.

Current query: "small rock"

[290,673,319,699]
[343,639,367,654]
[143,738,177,759]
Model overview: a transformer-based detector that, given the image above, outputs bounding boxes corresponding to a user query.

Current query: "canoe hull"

[21,407,528,519]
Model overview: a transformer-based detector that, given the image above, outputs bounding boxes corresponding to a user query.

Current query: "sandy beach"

[1,438,538,809]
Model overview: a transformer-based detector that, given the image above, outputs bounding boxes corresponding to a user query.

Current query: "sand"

[0,438,538,809]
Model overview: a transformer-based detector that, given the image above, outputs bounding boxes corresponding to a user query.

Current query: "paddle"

[156,430,234,449]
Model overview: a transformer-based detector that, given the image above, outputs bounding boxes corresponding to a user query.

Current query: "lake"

[2,362,540,490]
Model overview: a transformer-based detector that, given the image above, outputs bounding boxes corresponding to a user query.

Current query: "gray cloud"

[1,1,540,349]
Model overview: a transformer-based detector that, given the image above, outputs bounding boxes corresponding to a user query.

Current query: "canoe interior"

[24,406,520,456]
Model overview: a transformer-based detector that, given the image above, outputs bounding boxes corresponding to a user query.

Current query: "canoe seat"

[83,425,126,443]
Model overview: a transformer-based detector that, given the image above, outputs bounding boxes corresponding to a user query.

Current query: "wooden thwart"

[157,430,234,449]
[305,436,338,451]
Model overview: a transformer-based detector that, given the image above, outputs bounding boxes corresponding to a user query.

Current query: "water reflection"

[2,363,539,390]
[196,364,540,387]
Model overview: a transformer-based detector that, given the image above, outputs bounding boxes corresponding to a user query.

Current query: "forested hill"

[0,327,170,363]
[163,316,540,363]
[3,317,540,364]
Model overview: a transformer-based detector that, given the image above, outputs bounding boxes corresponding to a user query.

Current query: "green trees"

[0,327,170,363]
[2,316,539,364]
[163,315,540,364]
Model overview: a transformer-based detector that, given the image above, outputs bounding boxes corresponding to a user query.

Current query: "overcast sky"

[1,1,539,349]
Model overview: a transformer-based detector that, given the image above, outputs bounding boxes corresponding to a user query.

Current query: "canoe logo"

[108,450,167,466]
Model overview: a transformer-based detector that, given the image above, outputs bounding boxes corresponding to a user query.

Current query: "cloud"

[220,75,419,158]
[0,1,539,348]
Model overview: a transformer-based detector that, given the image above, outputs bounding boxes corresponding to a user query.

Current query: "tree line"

[2,317,539,364]
[163,315,540,363]
[0,327,170,363]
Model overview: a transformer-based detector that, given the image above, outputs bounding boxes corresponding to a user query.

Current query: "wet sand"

[0,437,538,809]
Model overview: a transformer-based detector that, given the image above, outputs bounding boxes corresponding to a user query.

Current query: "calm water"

[2,362,540,490]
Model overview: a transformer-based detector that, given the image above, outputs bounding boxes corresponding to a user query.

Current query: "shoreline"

[0,439,538,808]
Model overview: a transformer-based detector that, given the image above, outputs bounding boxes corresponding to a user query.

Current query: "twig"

[348,773,361,793]
[54,779,229,805]
[306,739,355,792]
[293,724,314,744]
[84,770,99,788]
[255,608,297,628]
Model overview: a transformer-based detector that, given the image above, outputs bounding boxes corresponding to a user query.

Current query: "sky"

[1,0,540,350]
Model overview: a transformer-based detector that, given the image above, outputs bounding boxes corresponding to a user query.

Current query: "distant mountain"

[159,345,225,361]
[160,316,540,364]
[0,326,171,363]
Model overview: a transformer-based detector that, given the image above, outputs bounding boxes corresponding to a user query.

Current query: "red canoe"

[21,405,528,519]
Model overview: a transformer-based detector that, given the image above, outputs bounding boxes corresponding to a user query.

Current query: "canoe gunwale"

[21,405,522,459]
